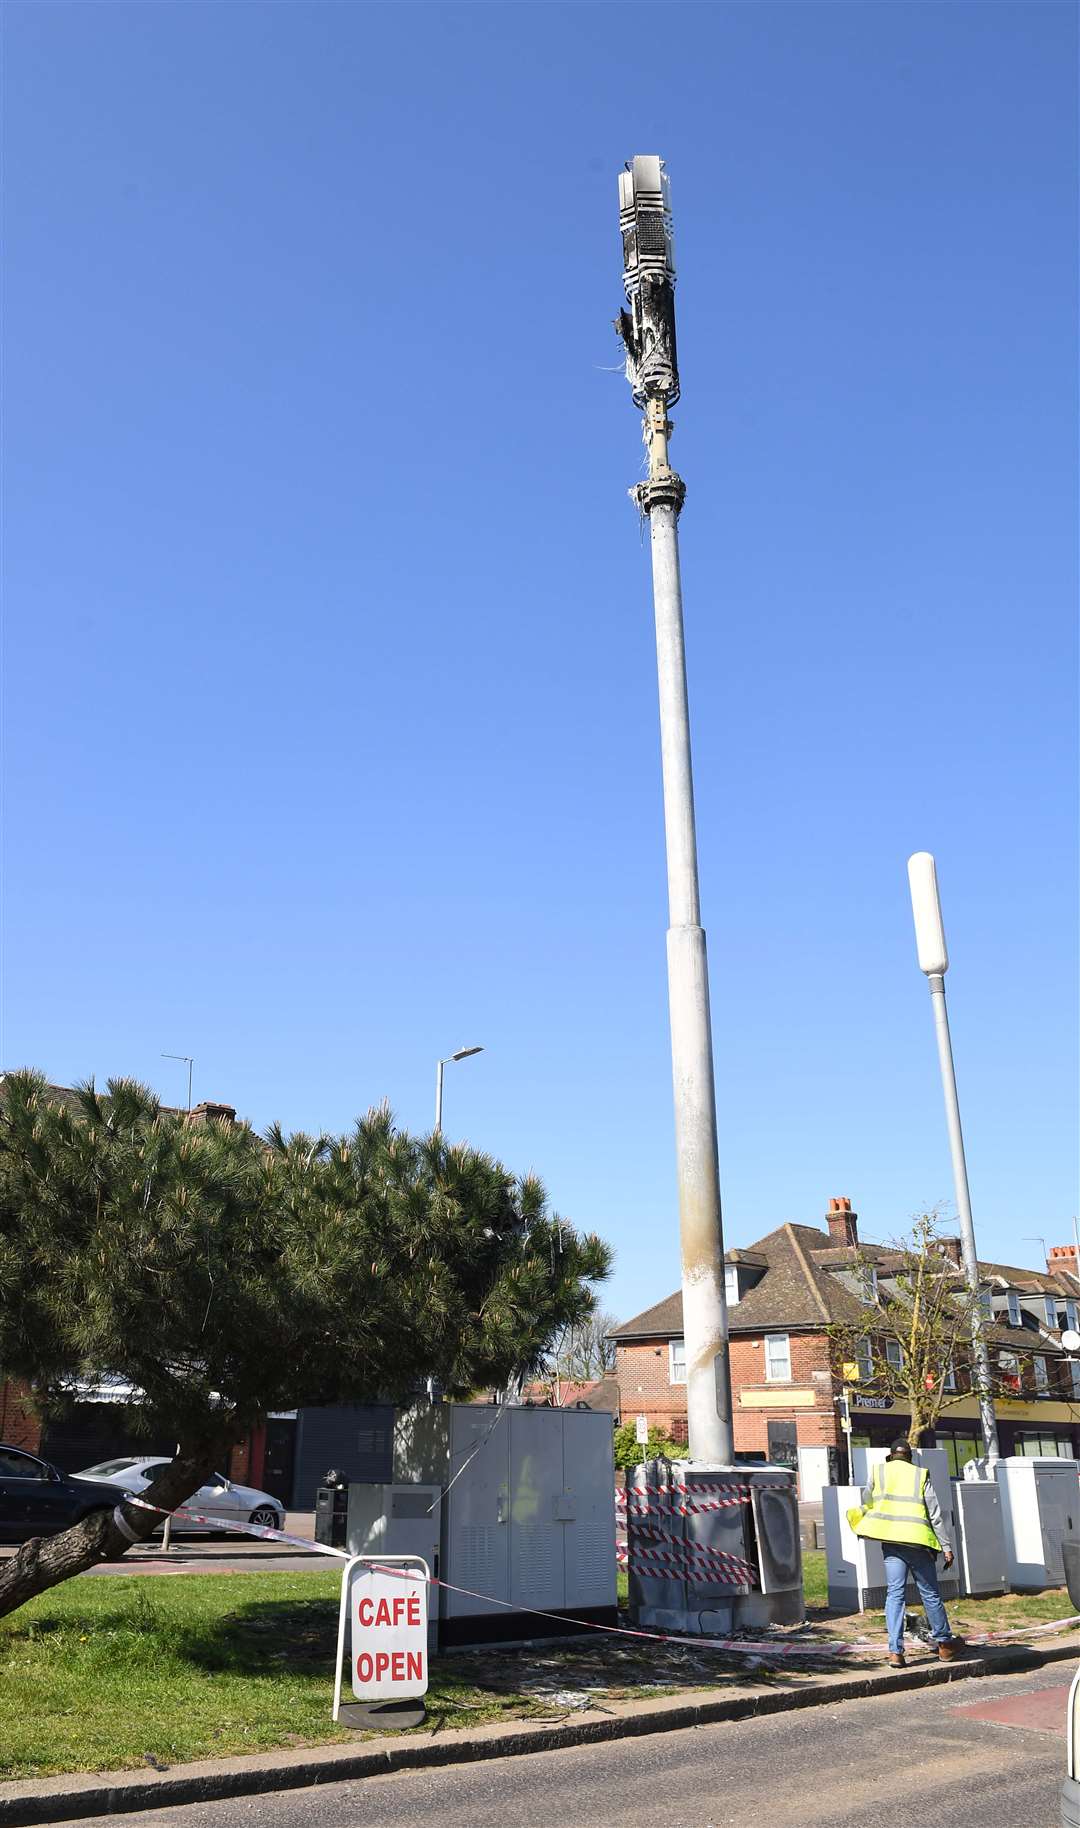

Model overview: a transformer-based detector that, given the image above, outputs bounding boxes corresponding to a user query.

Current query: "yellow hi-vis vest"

[852,1460,941,1552]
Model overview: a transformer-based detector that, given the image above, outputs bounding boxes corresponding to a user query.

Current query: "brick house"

[609,1199,1080,1500]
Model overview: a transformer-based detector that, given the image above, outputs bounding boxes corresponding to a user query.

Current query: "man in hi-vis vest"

[851,1439,963,1667]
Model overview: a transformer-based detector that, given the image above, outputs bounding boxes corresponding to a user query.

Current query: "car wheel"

[249,1507,280,1531]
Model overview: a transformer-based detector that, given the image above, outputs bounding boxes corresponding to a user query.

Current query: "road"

[0,1514,327,1578]
[53,1663,1070,1827]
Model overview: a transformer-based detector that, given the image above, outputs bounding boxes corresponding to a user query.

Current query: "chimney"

[187,1101,236,1126]
[940,1237,963,1268]
[826,1196,858,1248]
[1048,1244,1079,1281]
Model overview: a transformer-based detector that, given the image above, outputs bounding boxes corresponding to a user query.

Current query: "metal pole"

[649,486,733,1466]
[907,854,998,1461]
[434,1060,444,1135]
[926,976,999,1460]
[617,161,733,1466]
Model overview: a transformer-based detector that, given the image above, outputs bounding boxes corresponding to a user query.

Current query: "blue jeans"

[883,1546,953,1655]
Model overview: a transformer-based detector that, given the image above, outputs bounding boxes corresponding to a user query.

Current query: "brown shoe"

[937,1639,964,1661]
[889,1653,906,1668]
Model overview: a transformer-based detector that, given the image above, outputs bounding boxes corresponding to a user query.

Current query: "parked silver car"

[73,1457,283,1535]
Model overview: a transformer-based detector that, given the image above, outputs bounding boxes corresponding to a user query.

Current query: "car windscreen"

[76,1459,139,1477]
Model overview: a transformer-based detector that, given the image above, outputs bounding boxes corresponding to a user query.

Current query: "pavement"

[15,1661,1073,1828]
[2,1631,1077,1827]
[0,1514,327,1577]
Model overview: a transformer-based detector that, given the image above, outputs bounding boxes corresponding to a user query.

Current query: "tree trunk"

[0,1436,231,1620]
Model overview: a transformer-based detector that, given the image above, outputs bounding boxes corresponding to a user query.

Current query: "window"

[724,1265,739,1308]
[999,1351,1020,1390]
[885,1338,904,1370]
[1034,1355,1049,1392]
[1016,1432,1074,1459]
[1046,1297,1058,1329]
[0,1449,46,1480]
[943,1360,957,1393]
[1070,1360,1080,1399]
[941,1435,980,1477]
[668,1338,687,1384]
[857,1338,874,1383]
[979,1289,993,1319]
[1007,1291,1021,1328]
[1068,1302,1079,1334]
[862,1265,879,1302]
[765,1333,791,1382]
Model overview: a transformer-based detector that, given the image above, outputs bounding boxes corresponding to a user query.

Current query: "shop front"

[847,1392,1080,1477]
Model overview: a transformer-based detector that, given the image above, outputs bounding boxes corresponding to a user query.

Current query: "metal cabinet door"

[560,1412,616,1610]
[1036,1467,1079,1582]
[509,1408,566,1610]
[444,1407,509,1619]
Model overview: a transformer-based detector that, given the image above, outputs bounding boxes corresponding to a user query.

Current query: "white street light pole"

[907,852,999,1460]
[434,1046,484,1135]
[617,157,733,1466]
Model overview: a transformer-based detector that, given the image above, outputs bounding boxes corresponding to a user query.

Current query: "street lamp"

[434,1046,484,1135]
[907,852,999,1459]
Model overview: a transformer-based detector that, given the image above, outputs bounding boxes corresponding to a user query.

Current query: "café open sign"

[333,1556,429,1716]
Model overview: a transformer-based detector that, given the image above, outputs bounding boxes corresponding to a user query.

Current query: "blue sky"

[3,2,1076,1327]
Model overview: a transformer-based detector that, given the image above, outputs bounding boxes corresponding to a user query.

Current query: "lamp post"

[615,156,733,1466]
[434,1046,484,1135]
[162,1053,193,1114]
[907,852,999,1460]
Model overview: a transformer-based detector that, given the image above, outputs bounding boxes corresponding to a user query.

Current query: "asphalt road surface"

[53,1664,1071,1828]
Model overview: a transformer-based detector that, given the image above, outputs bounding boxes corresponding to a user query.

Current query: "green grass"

[0,1573,350,1778]
[802,1550,828,1607]
[3,1555,1074,1780]
[0,1572,556,1780]
[0,1569,768,1780]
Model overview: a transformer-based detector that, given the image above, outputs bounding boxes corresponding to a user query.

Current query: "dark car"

[0,1442,132,1542]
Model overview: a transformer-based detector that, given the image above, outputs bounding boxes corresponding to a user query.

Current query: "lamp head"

[907,852,949,977]
[451,1046,483,1061]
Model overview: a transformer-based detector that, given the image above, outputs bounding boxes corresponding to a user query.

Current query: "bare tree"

[543,1309,618,1401]
[829,1213,1009,1449]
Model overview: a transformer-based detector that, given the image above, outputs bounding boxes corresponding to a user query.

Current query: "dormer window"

[863,1265,879,1303]
[1068,1302,1079,1334]
[979,1289,993,1319]
[1046,1296,1058,1329]
[1007,1291,1021,1328]
[724,1265,739,1308]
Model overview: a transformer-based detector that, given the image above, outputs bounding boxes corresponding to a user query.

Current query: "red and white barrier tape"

[117,1496,840,1660]
[118,1496,351,1558]
[616,1485,752,1515]
[618,1542,756,1585]
[360,1561,842,1660]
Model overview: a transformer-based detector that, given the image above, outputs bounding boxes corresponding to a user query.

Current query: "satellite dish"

[1062,1330,1080,1354]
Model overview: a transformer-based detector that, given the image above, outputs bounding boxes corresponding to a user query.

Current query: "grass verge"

[1,1556,1074,1780]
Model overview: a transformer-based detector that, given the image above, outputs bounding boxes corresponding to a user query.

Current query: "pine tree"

[0,1071,610,1616]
